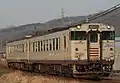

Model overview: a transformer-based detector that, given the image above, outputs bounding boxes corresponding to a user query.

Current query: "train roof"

[6,4,120,44]
[7,26,69,43]
[7,22,113,44]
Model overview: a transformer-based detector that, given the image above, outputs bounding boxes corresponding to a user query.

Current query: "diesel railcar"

[6,23,115,77]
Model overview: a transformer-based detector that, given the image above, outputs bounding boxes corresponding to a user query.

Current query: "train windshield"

[89,31,98,43]
[71,31,86,40]
[102,31,115,40]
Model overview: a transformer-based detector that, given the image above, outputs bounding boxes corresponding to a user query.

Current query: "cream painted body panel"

[70,23,115,61]
[6,30,71,61]
[70,41,87,60]
[29,30,71,60]
[6,39,27,60]
[102,40,115,60]
[113,47,120,70]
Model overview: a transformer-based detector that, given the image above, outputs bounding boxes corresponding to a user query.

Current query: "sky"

[0,0,120,28]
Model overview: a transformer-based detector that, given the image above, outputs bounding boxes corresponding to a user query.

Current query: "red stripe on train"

[90,53,99,54]
[90,48,98,49]
[90,55,99,56]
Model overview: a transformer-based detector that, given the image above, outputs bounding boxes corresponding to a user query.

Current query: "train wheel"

[7,63,11,68]
[39,64,46,74]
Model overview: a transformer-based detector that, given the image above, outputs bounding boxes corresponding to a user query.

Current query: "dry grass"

[0,70,119,83]
[0,59,119,83]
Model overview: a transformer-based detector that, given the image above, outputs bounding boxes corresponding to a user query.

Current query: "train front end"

[70,23,115,76]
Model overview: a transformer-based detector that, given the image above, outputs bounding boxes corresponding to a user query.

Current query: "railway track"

[6,69,120,83]
[0,59,113,81]
[0,60,120,83]
[9,65,112,81]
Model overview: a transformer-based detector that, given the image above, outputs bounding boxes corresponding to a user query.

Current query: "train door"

[25,39,30,63]
[87,31,100,61]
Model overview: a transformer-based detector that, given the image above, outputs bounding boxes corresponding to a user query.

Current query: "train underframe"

[7,59,114,77]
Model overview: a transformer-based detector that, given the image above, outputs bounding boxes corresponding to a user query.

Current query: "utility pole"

[34,26,37,35]
[61,8,65,20]
[61,8,66,27]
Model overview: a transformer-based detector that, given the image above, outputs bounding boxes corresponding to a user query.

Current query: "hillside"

[0,16,87,43]
[0,4,120,52]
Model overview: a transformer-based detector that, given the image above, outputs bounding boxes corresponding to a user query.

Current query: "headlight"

[77,25,81,29]
[107,25,111,29]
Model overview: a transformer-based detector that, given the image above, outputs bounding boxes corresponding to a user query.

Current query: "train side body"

[28,30,70,61]
[6,23,115,77]
[6,39,27,61]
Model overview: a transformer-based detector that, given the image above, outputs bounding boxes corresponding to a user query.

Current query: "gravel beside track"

[0,59,120,83]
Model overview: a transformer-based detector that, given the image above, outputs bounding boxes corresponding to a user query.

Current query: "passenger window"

[22,44,24,52]
[46,40,48,51]
[33,42,35,52]
[29,43,30,52]
[38,41,40,51]
[53,39,55,50]
[41,41,43,51]
[56,38,58,50]
[59,37,60,50]
[35,42,38,52]
[64,36,66,49]
[49,39,52,51]
[43,40,45,51]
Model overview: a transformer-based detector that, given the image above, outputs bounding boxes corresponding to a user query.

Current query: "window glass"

[64,36,66,49]
[59,37,60,50]
[56,38,58,50]
[33,42,35,52]
[53,39,55,50]
[41,41,43,51]
[43,40,45,51]
[89,32,98,43]
[38,41,40,51]
[102,31,115,40]
[35,42,38,52]
[49,39,52,51]
[71,31,86,40]
[46,40,48,51]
